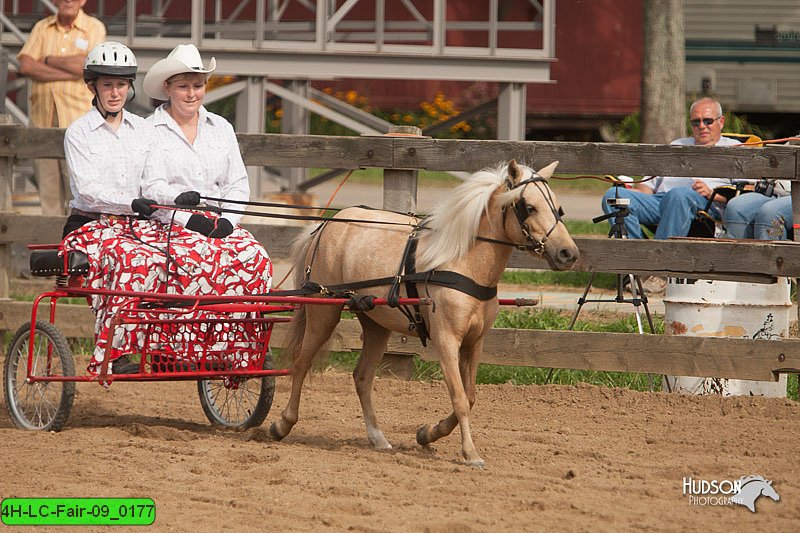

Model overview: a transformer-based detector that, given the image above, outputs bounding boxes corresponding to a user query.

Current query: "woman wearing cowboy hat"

[130,44,273,370]
[142,43,248,239]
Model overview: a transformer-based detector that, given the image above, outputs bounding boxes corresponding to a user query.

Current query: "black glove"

[208,218,234,239]
[174,191,201,206]
[131,198,158,217]
[185,214,215,236]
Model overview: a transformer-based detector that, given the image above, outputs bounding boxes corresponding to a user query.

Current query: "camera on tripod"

[605,197,631,207]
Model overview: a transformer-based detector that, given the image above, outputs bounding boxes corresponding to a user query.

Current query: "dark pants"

[62,214,95,239]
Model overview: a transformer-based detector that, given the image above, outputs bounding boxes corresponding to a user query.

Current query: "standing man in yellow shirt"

[17,0,106,215]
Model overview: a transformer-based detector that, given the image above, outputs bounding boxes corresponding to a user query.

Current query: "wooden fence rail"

[2,124,800,383]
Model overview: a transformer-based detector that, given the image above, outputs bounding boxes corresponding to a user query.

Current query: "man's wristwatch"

[44,56,49,65]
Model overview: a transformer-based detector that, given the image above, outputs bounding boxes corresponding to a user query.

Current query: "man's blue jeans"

[601,186,715,239]
[724,193,792,240]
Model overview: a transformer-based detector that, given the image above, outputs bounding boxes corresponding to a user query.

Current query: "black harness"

[476,174,565,253]
[287,172,563,346]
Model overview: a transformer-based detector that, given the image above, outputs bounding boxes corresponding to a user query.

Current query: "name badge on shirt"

[75,38,89,51]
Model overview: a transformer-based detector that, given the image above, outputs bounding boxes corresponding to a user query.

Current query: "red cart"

[3,245,431,432]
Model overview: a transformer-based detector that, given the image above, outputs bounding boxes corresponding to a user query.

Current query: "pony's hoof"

[367,428,392,450]
[416,424,432,446]
[269,422,286,441]
[466,457,486,468]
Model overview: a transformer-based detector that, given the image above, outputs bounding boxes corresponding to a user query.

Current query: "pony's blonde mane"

[417,162,535,270]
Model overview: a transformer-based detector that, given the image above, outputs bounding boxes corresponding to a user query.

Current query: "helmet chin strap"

[91,80,134,119]
[95,98,120,118]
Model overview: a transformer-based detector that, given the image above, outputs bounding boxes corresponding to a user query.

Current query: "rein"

[156,203,418,228]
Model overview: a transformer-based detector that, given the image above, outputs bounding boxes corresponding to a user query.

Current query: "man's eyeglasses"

[690,116,722,128]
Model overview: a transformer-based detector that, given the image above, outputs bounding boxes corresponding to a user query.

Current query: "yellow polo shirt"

[18,9,106,128]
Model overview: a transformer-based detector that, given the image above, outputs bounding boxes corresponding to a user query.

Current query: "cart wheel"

[3,321,75,431]
[197,350,275,429]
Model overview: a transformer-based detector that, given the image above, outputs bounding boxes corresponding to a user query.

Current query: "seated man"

[600,97,742,294]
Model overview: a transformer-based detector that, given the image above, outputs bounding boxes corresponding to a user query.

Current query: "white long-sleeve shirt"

[64,108,153,215]
[143,104,249,227]
[640,136,744,193]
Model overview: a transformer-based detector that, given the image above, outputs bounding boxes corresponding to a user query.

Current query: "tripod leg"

[625,274,645,334]
[632,276,657,334]
[569,271,598,329]
[615,273,627,302]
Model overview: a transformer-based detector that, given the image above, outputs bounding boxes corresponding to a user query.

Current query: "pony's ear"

[507,159,523,185]
[537,161,559,180]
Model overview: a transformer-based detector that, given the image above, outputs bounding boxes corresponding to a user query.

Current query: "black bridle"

[476,173,564,254]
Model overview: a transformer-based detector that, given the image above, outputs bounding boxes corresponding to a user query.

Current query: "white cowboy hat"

[143,44,216,101]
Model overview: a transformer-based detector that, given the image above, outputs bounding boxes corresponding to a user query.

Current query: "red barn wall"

[319,0,643,136]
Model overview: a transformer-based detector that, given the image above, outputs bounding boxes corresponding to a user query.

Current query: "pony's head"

[496,160,579,270]
[416,160,579,271]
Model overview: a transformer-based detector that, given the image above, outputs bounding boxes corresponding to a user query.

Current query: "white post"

[497,82,527,141]
[281,79,310,191]
[236,76,266,198]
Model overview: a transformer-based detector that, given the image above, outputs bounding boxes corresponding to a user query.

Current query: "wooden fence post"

[380,125,424,378]
[0,115,18,299]
[382,125,421,213]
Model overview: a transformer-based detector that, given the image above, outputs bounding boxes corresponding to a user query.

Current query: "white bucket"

[662,278,791,397]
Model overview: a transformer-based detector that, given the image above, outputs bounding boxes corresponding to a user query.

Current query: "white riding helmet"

[84,41,138,82]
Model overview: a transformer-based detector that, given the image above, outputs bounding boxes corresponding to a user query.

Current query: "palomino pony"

[270,160,579,466]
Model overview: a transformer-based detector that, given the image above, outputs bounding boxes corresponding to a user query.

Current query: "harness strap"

[268,270,497,301]
[401,236,430,346]
[387,229,417,308]
[407,270,497,300]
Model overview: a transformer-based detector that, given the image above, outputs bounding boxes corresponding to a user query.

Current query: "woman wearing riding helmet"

[61,41,162,375]
[62,40,158,237]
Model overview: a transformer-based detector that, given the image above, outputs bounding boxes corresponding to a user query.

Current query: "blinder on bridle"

[501,173,564,253]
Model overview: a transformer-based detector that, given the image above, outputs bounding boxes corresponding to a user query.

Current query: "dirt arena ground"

[2,368,798,532]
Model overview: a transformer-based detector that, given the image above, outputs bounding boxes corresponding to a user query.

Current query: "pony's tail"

[278,224,332,369]
[291,225,320,289]
[279,299,334,371]
[279,303,307,368]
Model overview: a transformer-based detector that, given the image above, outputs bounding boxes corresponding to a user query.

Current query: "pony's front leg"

[416,335,484,467]
[459,338,484,413]
[353,316,393,450]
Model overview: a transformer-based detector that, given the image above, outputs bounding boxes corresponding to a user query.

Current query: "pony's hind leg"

[269,304,342,440]
[353,315,393,450]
